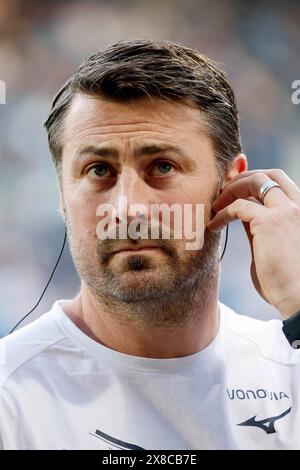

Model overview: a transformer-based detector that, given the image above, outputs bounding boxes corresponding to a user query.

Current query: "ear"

[221,153,248,190]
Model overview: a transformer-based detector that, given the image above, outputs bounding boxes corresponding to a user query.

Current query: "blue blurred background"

[0,0,300,336]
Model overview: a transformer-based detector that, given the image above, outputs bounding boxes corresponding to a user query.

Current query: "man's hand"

[207,169,300,318]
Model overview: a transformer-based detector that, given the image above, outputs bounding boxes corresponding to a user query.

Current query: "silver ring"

[258,180,281,205]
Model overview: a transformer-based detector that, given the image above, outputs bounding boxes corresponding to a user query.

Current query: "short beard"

[67,223,221,327]
[65,182,222,327]
[100,230,219,302]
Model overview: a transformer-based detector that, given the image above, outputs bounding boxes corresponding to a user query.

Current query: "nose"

[110,167,152,224]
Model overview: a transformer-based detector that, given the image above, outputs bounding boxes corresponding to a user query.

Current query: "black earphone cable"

[9,228,67,334]
[219,224,229,262]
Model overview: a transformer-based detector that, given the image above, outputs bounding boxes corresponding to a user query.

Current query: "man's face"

[60,94,221,305]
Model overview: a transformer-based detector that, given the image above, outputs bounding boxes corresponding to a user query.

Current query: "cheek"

[171,179,215,210]
[65,189,101,239]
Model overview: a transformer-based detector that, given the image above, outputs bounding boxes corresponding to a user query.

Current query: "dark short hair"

[44,39,242,177]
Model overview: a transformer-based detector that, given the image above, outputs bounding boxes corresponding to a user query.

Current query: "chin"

[119,266,161,285]
[122,260,177,288]
[110,253,162,273]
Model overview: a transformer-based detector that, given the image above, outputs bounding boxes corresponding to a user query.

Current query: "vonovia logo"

[291,80,300,105]
[0,80,6,104]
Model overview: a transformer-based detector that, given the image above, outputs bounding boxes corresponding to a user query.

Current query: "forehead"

[62,93,207,145]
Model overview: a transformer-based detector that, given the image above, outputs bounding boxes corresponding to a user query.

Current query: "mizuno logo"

[237,407,292,434]
[90,428,145,450]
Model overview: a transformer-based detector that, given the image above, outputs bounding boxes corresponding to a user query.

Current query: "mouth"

[112,245,162,256]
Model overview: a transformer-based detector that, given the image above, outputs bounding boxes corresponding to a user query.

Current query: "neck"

[61,269,221,359]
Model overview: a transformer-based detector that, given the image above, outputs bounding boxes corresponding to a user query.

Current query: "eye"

[148,160,176,177]
[87,163,115,178]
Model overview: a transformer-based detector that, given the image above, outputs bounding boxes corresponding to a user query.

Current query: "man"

[1,39,300,450]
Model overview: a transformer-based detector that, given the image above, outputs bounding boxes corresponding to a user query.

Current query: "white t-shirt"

[0,299,299,450]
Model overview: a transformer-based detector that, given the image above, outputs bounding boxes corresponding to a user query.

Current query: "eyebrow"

[134,144,185,158]
[75,142,186,161]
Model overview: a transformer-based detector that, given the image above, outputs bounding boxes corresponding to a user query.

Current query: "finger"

[247,195,263,205]
[242,220,254,258]
[213,173,289,211]
[208,198,266,232]
[241,220,270,304]
[222,169,300,202]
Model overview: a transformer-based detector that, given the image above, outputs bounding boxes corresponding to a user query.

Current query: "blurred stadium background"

[0,0,300,336]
